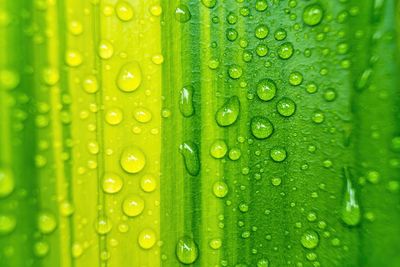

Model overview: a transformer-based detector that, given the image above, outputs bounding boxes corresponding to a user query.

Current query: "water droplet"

[228,147,241,161]
[42,67,59,85]
[312,111,324,124]
[210,140,228,159]
[226,28,238,41]
[102,172,123,194]
[150,5,163,16]
[0,214,16,235]
[276,97,296,117]
[215,96,240,127]
[226,12,238,24]
[255,24,269,39]
[82,75,98,94]
[122,195,145,217]
[105,108,123,125]
[271,177,282,186]
[175,5,191,23]
[274,28,287,40]
[289,71,303,86]
[134,108,152,123]
[391,136,400,152]
[270,147,287,162]
[209,238,222,249]
[96,216,112,235]
[34,241,49,257]
[341,167,361,226]
[257,79,277,101]
[72,242,83,258]
[228,65,243,79]
[65,50,83,67]
[179,142,200,176]
[251,116,274,139]
[255,0,268,12]
[277,42,294,59]
[140,174,157,192]
[98,40,114,59]
[367,170,380,184]
[60,201,74,217]
[257,259,269,267]
[256,44,268,57]
[201,0,216,8]
[306,83,318,94]
[0,69,19,90]
[179,85,195,117]
[120,146,146,174]
[213,181,229,198]
[38,212,57,234]
[115,1,134,21]
[176,236,199,264]
[303,4,324,26]
[68,20,83,35]
[138,228,156,249]
[152,54,164,65]
[0,168,14,198]
[323,88,337,101]
[117,62,142,92]
[301,230,319,249]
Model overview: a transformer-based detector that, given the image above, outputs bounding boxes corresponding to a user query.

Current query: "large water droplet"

[251,116,274,139]
[215,96,240,127]
[341,167,361,226]
[117,62,142,92]
[302,4,324,26]
[179,85,195,117]
[176,236,199,264]
[179,142,200,176]
[120,146,146,173]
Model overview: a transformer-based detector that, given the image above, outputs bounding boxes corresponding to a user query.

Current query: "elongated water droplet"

[176,236,199,264]
[179,85,194,117]
[120,146,146,173]
[115,1,134,22]
[356,68,372,90]
[215,96,240,127]
[98,39,114,59]
[179,142,200,176]
[117,62,142,92]
[175,5,191,23]
[341,167,361,226]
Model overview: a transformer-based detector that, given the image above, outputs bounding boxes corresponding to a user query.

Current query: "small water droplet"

[140,174,157,192]
[115,1,134,21]
[96,216,112,235]
[276,97,296,117]
[120,146,146,173]
[228,65,243,79]
[176,236,199,264]
[209,238,222,249]
[179,142,200,176]
[312,111,324,124]
[251,116,274,139]
[255,0,268,11]
[270,147,287,162]
[341,167,361,226]
[257,259,269,267]
[210,140,228,159]
[138,228,157,249]
[65,50,83,67]
[102,172,123,194]
[42,67,59,85]
[98,40,114,59]
[38,212,57,234]
[301,230,319,249]
[274,28,287,40]
[0,214,16,235]
[82,75,98,94]
[201,0,217,8]
[323,88,337,101]
[257,78,277,101]
[175,5,191,23]
[34,241,49,257]
[255,24,269,39]
[105,108,123,125]
[213,181,229,198]
[277,42,294,59]
[117,62,142,92]
[289,71,303,86]
[215,96,240,127]
[179,85,195,117]
[134,108,152,123]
